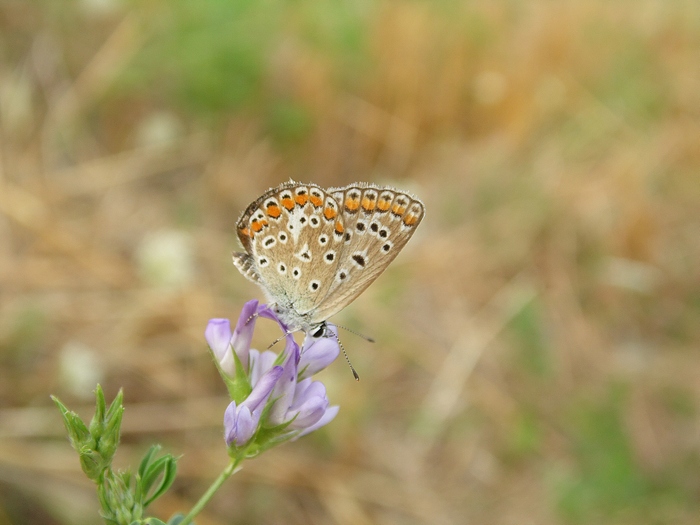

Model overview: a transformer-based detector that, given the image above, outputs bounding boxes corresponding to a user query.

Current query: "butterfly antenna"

[264,327,360,381]
[335,324,375,344]
[331,330,360,381]
[265,331,292,351]
[246,312,286,349]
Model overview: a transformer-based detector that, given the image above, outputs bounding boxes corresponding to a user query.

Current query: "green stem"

[178,458,241,525]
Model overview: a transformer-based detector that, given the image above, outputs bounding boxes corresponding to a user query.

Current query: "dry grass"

[1,1,699,524]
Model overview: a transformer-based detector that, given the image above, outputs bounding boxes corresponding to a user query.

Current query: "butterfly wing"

[233,182,347,320]
[307,183,424,323]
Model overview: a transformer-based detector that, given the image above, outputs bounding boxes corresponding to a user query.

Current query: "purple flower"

[257,303,292,333]
[267,338,338,435]
[267,337,301,426]
[204,318,235,376]
[286,378,336,431]
[295,404,339,439]
[224,365,283,447]
[248,349,278,387]
[205,299,261,376]
[229,299,261,371]
[209,302,343,450]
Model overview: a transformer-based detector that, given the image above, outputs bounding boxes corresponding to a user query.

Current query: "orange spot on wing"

[361,197,376,212]
[266,204,281,218]
[310,195,323,207]
[377,199,391,211]
[251,220,264,233]
[334,220,344,234]
[345,197,360,211]
[392,203,406,215]
[324,206,336,220]
[403,214,418,226]
[295,194,308,206]
[281,197,294,210]
[240,227,252,238]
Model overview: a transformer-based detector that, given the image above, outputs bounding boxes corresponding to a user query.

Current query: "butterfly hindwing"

[234,182,346,315]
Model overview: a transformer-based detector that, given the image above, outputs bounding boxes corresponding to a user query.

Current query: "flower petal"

[249,349,277,387]
[230,300,259,371]
[291,378,323,405]
[257,304,291,333]
[223,401,238,446]
[287,379,329,429]
[234,405,256,446]
[299,325,340,379]
[242,365,284,413]
[295,405,339,439]
[224,401,257,447]
[205,319,234,376]
[288,396,328,429]
[267,339,301,425]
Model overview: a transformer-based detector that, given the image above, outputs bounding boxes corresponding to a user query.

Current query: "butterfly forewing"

[308,184,424,322]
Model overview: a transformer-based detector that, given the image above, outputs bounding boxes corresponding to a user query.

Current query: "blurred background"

[1,0,699,524]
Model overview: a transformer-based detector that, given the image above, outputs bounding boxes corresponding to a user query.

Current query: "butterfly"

[232,181,424,338]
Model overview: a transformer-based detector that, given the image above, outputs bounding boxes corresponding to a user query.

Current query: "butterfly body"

[233,181,424,334]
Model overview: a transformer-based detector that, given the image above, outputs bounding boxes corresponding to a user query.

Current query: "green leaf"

[137,445,161,480]
[135,445,178,508]
[93,388,124,464]
[207,342,246,401]
[142,455,178,507]
[78,448,107,481]
[166,515,186,525]
[106,389,125,422]
[99,471,143,524]
[231,346,252,403]
[89,384,108,438]
[51,395,91,448]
